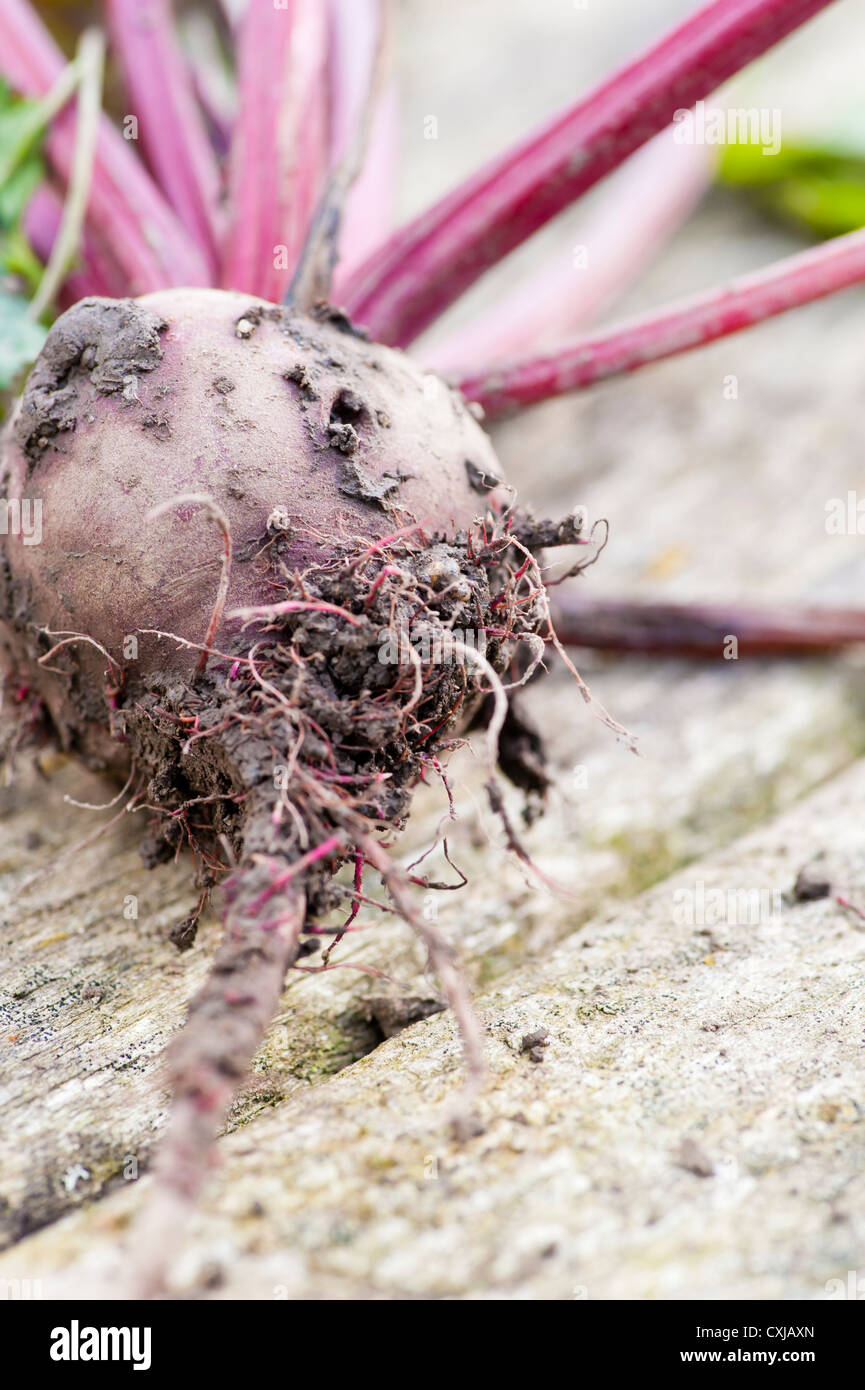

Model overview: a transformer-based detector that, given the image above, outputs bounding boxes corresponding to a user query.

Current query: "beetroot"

[1,288,504,756]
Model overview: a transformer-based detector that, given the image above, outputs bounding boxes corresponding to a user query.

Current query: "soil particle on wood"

[364,994,446,1039]
[520,1027,551,1062]
[520,1027,550,1052]
[793,860,832,901]
[675,1137,716,1178]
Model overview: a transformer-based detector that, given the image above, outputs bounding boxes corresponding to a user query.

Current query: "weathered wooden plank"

[3,754,864,1299]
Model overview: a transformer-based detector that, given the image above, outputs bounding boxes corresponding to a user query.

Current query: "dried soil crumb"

[365,994,446,1039]
[675,1137,715,1177]
[793,862,832,901]
[520,1027,551,1062]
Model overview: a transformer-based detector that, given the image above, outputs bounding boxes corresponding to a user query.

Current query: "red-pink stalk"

[551,596,865,658]
[341,0,839,347]
[327,0,381,168]
[24,185,120,302]
[1,0,208,292]
[178,8,237,157]
[105,0,223,276]
[424,130,713,375]
[333,81,398,291]
[459,223,865,417]
[222,0,330,300]
[333,82,398,291]
[327,0,396,288]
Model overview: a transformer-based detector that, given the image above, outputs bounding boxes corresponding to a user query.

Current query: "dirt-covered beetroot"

[0,288,505,764]
[0,286,575,1295]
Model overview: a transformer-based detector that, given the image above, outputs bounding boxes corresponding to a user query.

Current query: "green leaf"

[0,81,49,189]
[0,82,49,306]
[0,291,46,391]
[0,152,44,230]
[1,224,46,292]
[761,176,865,240]
[719,140,865,238]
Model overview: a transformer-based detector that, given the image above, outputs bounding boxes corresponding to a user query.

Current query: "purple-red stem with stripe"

[551,595,865,658]
[459,223,865,416]
[221,0,330,300]
[105,0,223,277]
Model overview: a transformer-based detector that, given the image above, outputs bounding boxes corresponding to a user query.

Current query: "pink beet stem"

[424,129,714,375]
[332,80,398,293]
[341,0,839,347]
[24,184,121,302]
[0,0,209,292]
[327,0,397,287]
[178,7,237,156]
[459,222,865,417]
[105,0,223,276]
[327,0,380,168]
[222,0,330,300]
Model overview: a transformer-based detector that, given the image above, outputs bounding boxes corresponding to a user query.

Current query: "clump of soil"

[112,513,557,948]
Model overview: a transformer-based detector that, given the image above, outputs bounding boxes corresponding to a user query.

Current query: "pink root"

[125,873,307,1298]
